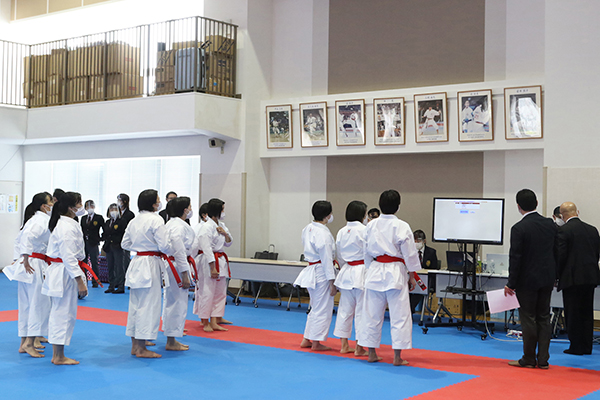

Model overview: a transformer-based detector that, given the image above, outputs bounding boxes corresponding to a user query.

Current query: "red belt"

[347,260,364,266]
[45,256,103,288]
[167,255,198,282]
[375,255,405,264]
[308,260,320,266]
[136,251,182,288]
[214,251,230,278]
[31,252,47,261]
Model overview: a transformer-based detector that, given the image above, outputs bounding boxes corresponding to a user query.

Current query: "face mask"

[156,202,162,212]
[219,212,226,220]
[186,209,194,220]
[415,242,424,251]
[117,200,123,208]
[363,217,368,225]
[45,205,53,217]
[555,218,565,227]
[86,208,94,215]
[110,211,119,219]
[75,206,86,217]
[326,214,334,224]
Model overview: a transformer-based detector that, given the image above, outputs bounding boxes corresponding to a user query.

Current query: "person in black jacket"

[409,230,439,313]
[117,193,135,281]
[505,189,557,369]
[81,200,105,288]
[159,191,178,223]
[103,203,127,293]
[557,202,600,355]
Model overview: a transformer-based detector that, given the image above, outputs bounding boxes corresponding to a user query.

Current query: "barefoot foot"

[218,318,232,325]
[23,345,44,358]
[354,346,368,357]
[393,358,409,366]
[145,341,156,347]
[368,355,383,363]
[311,343,332,351]
[52,356,79,365]
[340,346,355,354]
[210,323,228,332]
[203,324,214,332]
[300,338,312,348]
[165,340,189,351]
[136,349,162,358]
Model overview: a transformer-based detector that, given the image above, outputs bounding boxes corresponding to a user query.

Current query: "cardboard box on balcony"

[23,55,49,82]
[67,77,88,102]
[157,50,176,66]
[155,81,175,95]
[205,34,235,56]
[155,65,174,82]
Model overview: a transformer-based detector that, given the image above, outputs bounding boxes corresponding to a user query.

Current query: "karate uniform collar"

[311,221,331,232]
[346,221,364,227]
[378,214,398,220]
[35,210,50,219]
[59,214,80,226]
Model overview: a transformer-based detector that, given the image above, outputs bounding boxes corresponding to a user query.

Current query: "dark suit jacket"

[81,213,105,245]
[421,245,439,270]
[556,217,600,291]
[507,212,558,291]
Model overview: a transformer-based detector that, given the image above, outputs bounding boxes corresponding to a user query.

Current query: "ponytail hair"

[21,192,51,229]
[49,191,81,232]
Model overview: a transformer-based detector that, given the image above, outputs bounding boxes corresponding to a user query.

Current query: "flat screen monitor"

[432,198,505,245]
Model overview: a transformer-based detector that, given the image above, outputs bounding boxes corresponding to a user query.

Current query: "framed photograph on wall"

[457,89,493,142]
[335,99,365,146]
[373,97,405,145]
[300,102,328,147]
[504,85,543,139]
[266,104,293,149]
[414,92,448,143]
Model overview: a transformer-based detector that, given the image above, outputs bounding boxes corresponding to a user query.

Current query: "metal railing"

[1,16,237,108]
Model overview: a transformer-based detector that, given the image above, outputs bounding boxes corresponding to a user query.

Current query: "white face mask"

[415,242,424,251]
[117,200,123,208]
[86,208,94,215]
[75,206,86,217]
[45,205,53,216]
[363,217,368,225]
[326,214,334,224]
[110,211,119,219]
[219,212,226,220]
[156,202,162,212]
[186,209,194,220]
[555,218,565,227]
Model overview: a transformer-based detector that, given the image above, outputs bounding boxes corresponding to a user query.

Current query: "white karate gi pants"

[126,262,162,340]
[359,287,412,350]
[17,261,51,337]
[162,268,188,338]
[333,288,364,341]
[195,277,227,319]
[48,270,78,346]
[304,280,334,342]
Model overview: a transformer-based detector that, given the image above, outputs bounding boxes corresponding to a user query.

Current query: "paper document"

[486,288,520,314]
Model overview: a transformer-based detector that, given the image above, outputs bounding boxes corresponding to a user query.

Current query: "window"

[24,155,200,219]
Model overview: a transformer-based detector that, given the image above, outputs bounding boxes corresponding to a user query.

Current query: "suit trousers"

[106,247,125,290]
[562,284,596,354]
[516,286,553,366]
[84,241,100,280]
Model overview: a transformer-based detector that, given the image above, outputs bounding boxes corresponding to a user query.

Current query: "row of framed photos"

[266,85,542,149]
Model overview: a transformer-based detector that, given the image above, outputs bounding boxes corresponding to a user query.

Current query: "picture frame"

[266,104,293,149]
[335,99,365,146]
[373,97,405,145]
[504,85,543,140]
[457,89,493,142]
[300,102,329,147]
[414,92,448,143]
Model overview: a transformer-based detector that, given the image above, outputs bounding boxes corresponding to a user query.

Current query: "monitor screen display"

[432,198,505,245]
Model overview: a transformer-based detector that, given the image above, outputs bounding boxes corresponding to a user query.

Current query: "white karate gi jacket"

[294,222,336,289]
[335,221,367,290]
[165,217,198,275]
[42,216,86,297]
[122,211,171,289]
[5,212,51,283]
[197,219,232,277]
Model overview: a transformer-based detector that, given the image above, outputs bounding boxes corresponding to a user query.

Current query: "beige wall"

[328,0,485,94]
[12,0,112,20]
[326,152,484,266]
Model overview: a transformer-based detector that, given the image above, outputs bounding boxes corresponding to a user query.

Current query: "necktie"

[419,250,423,264]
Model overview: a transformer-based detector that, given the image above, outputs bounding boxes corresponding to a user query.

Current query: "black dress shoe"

[112,288,125,294]
[105,288,114,293]
[563,349,584,355]
[92,283,98,288]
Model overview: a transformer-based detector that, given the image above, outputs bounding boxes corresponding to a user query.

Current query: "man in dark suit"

[557,202,600,355]
[81,200,105,288]
[409,230,439,313]
[505,189,557,369]
[159,191,190,225]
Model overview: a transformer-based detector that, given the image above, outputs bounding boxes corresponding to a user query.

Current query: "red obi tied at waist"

[166,255,198,282]
[213,251,230,278]
[30,252,47,261]
[375,255,405,264]
[308,260,321,266]
[136,251,182,288]
[347,260,364,266]
[44,256,103,287]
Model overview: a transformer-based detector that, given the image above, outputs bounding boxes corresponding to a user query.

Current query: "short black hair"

[85,199,94,208]
[379,190,400,214]
[368,208,380,217]
[106,203,118,218]
[199,202,209,217]
[413,229,426,241]
[553,206,561,217]
[169,196,190,218]
[207,198,225,219]
[138,189,159,212]
[516,189,537,212]
[345,200,367,222]
[166,191,177,200]
[312,200,332,221]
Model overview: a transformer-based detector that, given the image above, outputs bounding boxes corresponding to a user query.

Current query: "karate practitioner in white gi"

[461,100,473,133]
[333,200,368,356]
[42,192,88,365]
[192,203,208,317]
[294,200,337,351]
[194,198,233,332]
[421,106,441,134]
[4,192,54,358]
[162,197,196,351]
[122,189,171,358]
[358,190,420,366]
